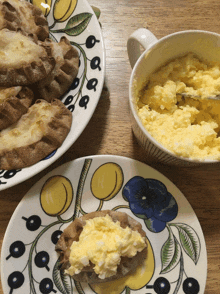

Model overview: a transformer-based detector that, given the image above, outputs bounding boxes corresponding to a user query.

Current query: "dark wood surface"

[1,0,220,293]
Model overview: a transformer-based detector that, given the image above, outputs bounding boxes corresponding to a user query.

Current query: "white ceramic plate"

[1,155,207,294]
[0,0,105,191]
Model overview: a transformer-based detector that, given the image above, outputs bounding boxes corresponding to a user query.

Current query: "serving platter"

[1,155,207,294]
[0,0,105,191]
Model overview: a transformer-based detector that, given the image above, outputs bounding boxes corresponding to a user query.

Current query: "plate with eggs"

[1,155,207,294]
[0,0,105,191]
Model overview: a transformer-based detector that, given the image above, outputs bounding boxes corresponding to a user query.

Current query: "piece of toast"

[34,37,79,102]
[0,86,34,130]
[0,98,72,169]
[55,210,148,284]
[0,0,49,41]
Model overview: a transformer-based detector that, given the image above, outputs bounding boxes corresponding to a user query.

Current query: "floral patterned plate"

[1,155,207,294]
[0,0,105,191]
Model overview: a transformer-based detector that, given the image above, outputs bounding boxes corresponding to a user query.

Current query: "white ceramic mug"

[127,28,220,166]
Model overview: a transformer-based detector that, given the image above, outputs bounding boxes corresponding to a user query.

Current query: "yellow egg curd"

[137,53,220,160]
[65,214,146,279]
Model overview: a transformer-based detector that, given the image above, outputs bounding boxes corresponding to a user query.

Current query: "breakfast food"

[0,29,55,87]
[0,0,79,169]
[137,53,220,160]
[0,99,72,170]
[0,86,34,130]
[34,36,79,101]
[0,0,49,40]
[56,210,148,284]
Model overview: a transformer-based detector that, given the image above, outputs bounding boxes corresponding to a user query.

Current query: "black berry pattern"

[79,95,89,109]
[183,277,200,294]
[68,105,75,112]
[153,277,170,294]
[35,251,50,271]
[6,212,61,293]
[39,278,57,293]
[86,35,100,48]
[70,78,80,90]
[64,34,102,112]
[8,271,25,292]
[6,241,25,260]
[86,78,98,91]
[64,95,74,106]
[51,230,63,245]
[0,169,21,185]
[22,215,42,231]
[90,57,101,70]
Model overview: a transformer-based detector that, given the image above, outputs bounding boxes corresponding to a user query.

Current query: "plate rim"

[1,154,208,294]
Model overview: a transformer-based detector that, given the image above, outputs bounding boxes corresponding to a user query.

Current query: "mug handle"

[127,28,158,68]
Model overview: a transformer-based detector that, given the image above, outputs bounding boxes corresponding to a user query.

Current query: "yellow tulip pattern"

[40,176,73,216]
[91,163,124,201]
[32,0,51,16]
[53,0,77,22]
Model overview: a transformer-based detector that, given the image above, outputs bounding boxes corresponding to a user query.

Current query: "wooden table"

[1,0,220,293]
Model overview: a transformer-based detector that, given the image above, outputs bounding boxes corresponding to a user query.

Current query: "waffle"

[34,36,79,102]
[0,86,34,130]
[0,29,55,87]
[55,210,148,284]
[0,0,49,40]
[0,99,72,169]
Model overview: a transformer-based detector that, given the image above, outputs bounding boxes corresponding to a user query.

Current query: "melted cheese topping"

[0,30,45,68]
[0,86,22,103]
[50,41,64,71]
[66,215,146,279]
[0,101,59,150]
[51,41,64,61]
[137,53,220,160]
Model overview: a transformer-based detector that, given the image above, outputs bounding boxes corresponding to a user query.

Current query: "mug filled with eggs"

[127,29,220,165]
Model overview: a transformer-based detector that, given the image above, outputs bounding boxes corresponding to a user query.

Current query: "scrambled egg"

[137,53,220,160]
[65,214,146,279]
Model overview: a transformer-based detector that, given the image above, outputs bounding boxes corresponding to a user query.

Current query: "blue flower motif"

[122,176,178,233]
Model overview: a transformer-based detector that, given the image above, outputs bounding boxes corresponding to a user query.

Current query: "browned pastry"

[55,210,148,284]
[0,86,34,130]
[0,29,55,87]
[34,36,79,102]
[0,0,49,41]
[0,98,72,170]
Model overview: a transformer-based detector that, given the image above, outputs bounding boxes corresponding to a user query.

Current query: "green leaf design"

[62,13,93,36]
[160,226,181,274]
[174,223,201,264]
[53,259,73,294]
[74,280,86,294]
[91,6,101,19]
